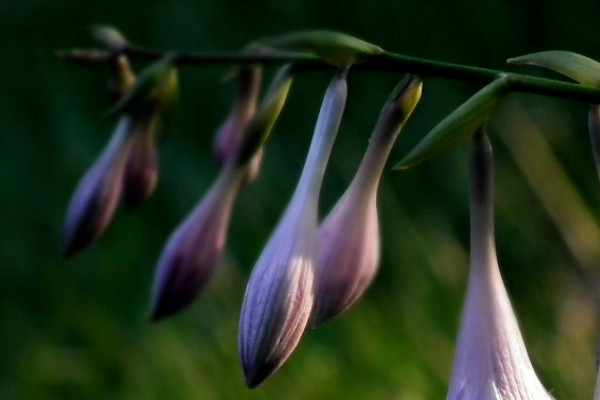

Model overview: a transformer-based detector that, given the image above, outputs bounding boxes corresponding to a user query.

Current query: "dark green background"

[3,1,600,398]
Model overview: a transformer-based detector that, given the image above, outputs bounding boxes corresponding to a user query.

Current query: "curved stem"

[56,45,600,103]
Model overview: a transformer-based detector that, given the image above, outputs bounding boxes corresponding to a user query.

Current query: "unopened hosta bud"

[588,105,600,182]
[149,66,295,321]
[214,66,262,164]
[63,117,135,257]
[312,75,422,326]
[150,165,245,321]
[446,130,554,400]
[239,68,348,388]
[122,115,159,209]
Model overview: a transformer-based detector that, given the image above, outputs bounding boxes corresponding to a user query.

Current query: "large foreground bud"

[63,117,135,257]
[446,131,554,400]
[150,66,294,321]
[312,75,422,326]
[239,68,349,388]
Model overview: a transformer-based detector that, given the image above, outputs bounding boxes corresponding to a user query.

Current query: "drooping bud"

[63,117,135,257]
[312,75,422,326]
[233,65,294,167]
[214,66,262,165]
[588,105,600,182]
[122,114,160,209]
[150,165,245,321]
[446,130,554,400]
[239,68,348,388]
[149,66,295,321]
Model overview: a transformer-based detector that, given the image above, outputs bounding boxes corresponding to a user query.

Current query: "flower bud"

[214,66,262,165]
[312,75,422,326]
[233,65,294,167]
[446,130,553,400]
[63,117,135,257]
[149,66,295,321]
[588,104,600,182]
[150,165,245,321]
[122,114,159,209]
[239,68,348,388]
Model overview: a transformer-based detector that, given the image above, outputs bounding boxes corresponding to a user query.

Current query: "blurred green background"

[3,1,600,399]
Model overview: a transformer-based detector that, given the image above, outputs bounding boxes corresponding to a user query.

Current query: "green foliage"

[509,51,600,87]
[394,76,512,170]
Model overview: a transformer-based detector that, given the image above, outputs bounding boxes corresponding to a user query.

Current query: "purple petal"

[122,117,159,209]
[150,167,244,321]
[63,117,134,257]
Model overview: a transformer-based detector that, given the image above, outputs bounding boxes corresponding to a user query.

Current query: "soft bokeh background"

[3,1,600,399]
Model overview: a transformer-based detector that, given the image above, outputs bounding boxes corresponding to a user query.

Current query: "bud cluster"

[60,28,600,396]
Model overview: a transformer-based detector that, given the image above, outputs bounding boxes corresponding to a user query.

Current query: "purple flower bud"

[312,75,422,326]
[149,66,294,322]
[214,66,262,165]
[63,117,135,257]
[588,104,600,182]
[214,67,263,185]
[239,68,348,388]
[446,131,554,400]
[150,165,245,321]
[122,115,159,209]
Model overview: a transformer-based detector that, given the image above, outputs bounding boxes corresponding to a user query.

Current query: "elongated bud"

[150,165,245,321]
[63,117,135,257]
[239,68,348,388]
[260,30,383,66]
[214,66,262,164]
[213,66,263,184]
[394,76,512,170]
[233,65,294,167]
[446,129,554,400]
[312,75,422,326]
[588,105,600,182]
[122,114,160,209]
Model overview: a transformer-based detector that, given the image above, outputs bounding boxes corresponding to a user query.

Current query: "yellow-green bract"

[508,51,600,87]
[393,76,512,170]
[109,55,178,118]
[234,64,294,166]
[259,30,383,66]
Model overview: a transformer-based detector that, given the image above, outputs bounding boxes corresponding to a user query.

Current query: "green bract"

[90,25,128,50]
[393,75,512,170]
[234,64,294,166]
[508,51,600,87]
[259,30,383,66]
[109,55,177,117]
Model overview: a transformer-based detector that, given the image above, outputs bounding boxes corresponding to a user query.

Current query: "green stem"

[56,45,600,103]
